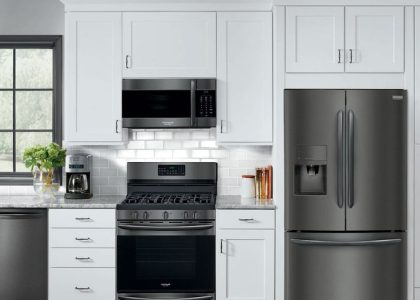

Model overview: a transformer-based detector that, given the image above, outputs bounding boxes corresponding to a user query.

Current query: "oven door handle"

[118,224,214,231]
[118,296,213,300]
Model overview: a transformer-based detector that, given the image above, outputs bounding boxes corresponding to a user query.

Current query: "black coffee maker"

[65,154,93,199]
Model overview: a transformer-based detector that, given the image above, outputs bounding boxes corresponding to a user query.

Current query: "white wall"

[0,0,64,35]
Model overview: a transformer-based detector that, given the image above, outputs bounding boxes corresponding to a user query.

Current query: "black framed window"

[0,36,62,185]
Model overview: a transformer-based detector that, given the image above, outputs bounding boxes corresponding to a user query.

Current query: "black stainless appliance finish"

[117,162,217,300]
[122,79,216,129]
[0,209,47,300]
[284,89,407,300]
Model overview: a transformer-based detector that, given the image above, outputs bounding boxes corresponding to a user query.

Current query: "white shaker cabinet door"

[122,12,216,78]
[217,12,272,144]
[65,12,122,143]
[345,6,404,73]
[286,6,345,73]
[216,229,275,300]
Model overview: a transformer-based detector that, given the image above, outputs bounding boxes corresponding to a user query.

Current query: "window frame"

[0,36,62,185]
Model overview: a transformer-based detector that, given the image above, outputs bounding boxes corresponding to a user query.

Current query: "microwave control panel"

[196,90,216,118]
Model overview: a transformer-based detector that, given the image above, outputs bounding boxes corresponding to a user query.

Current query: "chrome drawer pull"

[75,286,91,291]
[238,218,256,222]
[75,257,91,261]
[75,217,93,222]
[75,237,92,241]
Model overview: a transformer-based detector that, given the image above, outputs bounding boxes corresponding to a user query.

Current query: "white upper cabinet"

[286,6,404,73]
[345,6,404,73]
[65,12,122,143]
[122,12,216,78]
[286,6,345,73]
[217,12,273,144]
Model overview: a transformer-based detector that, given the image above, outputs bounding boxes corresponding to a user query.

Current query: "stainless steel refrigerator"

[284,90,406,300]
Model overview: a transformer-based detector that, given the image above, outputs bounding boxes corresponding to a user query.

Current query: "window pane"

[0,91,13,129]
[16,49,53,89]
[16,91,52,129]
[16,132,52,172]
[0,132,13,172]
[0,49,13,88]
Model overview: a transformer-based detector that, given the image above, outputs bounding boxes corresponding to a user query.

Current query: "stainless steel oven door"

[117,221,215,294]
[118,292,214,300]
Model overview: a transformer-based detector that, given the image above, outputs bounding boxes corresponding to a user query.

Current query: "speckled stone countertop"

[0,195,123,208]
[216,195,275,210]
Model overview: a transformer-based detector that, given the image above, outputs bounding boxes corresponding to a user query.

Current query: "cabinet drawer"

[49,268,115,300]
[50,248,115,268]
[49,209,115,228]
[49,228,115,248]
[216,210,275,229]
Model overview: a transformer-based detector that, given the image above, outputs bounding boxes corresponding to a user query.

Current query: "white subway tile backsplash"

[145,141,164,149]
[155,132,173,140]
[136,150,154,158]
[192,150,210,158]
[0,129,272,196]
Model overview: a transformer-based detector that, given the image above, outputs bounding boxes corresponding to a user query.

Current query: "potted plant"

[22,143,66,195]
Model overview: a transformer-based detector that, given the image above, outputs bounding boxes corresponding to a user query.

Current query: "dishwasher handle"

[0,212,43,219]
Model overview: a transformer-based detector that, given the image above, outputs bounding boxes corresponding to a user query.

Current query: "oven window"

[122,90,191,118]
[117,235,215,293]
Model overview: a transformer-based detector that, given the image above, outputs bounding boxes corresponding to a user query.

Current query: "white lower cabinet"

[416,288,420,300]
[216,210,275,300]
[49,209,116,300]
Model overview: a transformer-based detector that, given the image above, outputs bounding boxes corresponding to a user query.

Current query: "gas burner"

[122,192,215,206]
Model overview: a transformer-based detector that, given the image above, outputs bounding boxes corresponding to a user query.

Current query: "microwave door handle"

[191,79,196,127]
[118,296,213,300]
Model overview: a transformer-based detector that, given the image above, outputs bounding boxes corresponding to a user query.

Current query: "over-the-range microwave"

[122,79,216,129]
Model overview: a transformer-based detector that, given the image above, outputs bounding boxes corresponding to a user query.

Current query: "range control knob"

[143,211,149,220]
[163,211,169,220]
[132,211,138,219]
[193,211,199,220]
[184,211,189,220]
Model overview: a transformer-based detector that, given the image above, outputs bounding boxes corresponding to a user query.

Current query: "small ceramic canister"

[241,175,256,198]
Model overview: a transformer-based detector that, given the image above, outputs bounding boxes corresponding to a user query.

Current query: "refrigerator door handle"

[347,110,355,208]
[337,110,345,208]
[290,238,401,246]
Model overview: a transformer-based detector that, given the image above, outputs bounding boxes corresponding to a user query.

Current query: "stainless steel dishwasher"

[0,209,47,300]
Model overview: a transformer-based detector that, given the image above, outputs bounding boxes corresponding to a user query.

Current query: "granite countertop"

[0,194,123,208]
[216,195,276,210]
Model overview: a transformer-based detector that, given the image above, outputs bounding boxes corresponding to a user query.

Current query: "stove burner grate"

[122,192,215,205]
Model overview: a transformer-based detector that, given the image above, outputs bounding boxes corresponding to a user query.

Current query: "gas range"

[117,162,217,300]
[117,162,217,221]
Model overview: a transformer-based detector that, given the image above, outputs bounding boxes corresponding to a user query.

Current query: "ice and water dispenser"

[294,145,327,195]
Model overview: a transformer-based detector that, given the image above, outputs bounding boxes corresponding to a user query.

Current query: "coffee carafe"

[65,154,93,199]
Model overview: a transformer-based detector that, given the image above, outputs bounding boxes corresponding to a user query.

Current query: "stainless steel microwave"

[122,79,216,129]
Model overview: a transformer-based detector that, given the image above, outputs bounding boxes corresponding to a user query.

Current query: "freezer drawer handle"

[290,238,401,246]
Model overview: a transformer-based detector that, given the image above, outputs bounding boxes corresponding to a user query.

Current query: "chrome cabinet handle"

[125,55,131,68]
[75,286,91,291]
[349,49,354,63]
[75,237,92,241]
[220,239,224,254]
[220,120,227,133]
[238,218,256,222]
[75,257,91,261]
[338,49,342,63]
[291,238,401,246]
[116,120,119,133]
[75,217,92,221]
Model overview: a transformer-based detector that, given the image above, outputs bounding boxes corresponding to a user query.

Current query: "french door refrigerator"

[284,90,406,300]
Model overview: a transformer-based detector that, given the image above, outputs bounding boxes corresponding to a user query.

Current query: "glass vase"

[33,168,60,196]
